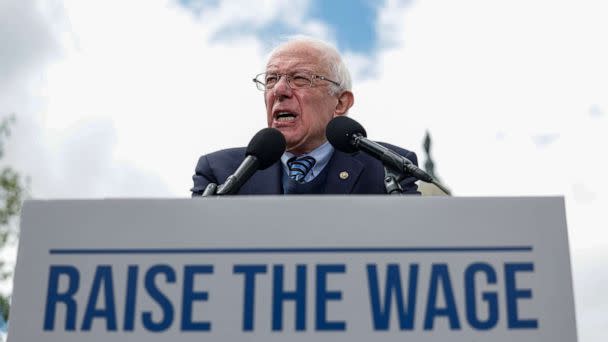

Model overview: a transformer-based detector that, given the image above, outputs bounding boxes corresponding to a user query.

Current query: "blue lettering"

[44,265,80,331]
[181,265,213,331]
[367,264,418,330]
[123,265,138,331]
[315,264,346,331]
[234,264,267,331]
[142,265,175,332]
[465,263,498,330]
[272,264,306,331]
[424,264,460,330]
[505,263,538,329]
[81,266,117,331]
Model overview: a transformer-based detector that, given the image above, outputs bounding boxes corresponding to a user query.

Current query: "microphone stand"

[383,166,404,195]
[201,183,218,197]
[382,161,452,196]
[350,135,451,196]
[430,179,452,195]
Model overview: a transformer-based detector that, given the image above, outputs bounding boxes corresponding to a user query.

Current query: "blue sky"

[303,0,382,53]
[179,0,390,56]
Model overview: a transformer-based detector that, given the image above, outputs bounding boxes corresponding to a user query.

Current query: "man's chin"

[279,131,302,148]
[275,129,314,154]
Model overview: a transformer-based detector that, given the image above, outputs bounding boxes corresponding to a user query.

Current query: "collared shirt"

[281,141,334,183]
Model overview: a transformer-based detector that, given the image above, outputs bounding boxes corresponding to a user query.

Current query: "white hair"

[267,35,352,96]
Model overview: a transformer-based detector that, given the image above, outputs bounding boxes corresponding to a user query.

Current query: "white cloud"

[22,0,339,197]
[357,1,607,340]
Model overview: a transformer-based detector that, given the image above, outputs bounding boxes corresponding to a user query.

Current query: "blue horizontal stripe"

[49,246,532,255]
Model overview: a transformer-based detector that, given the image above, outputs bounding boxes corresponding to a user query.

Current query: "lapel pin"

[339,171,349,180]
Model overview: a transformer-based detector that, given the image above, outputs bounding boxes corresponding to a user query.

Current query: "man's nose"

[273,75,293,99]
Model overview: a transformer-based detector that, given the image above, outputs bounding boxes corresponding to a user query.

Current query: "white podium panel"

[9,197,576,341]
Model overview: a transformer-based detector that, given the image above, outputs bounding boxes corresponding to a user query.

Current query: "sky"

[1,0,607,340]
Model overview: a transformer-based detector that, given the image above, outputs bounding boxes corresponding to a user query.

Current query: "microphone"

[326,116,450,194]
[216,128,286,195]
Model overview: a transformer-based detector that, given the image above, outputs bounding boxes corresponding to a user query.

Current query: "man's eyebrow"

[264,68,314,74]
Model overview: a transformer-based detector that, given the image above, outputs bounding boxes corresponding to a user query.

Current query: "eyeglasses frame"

[252,71,341,91]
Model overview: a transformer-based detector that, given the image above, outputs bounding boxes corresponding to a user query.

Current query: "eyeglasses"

[252,71,341,91]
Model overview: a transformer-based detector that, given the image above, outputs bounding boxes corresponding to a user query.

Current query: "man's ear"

[334,91,354,116]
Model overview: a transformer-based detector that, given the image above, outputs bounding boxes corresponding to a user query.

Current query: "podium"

[9,197,577,341]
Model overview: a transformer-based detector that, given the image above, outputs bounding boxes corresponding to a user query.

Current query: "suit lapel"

[240,162,282,194]
[324,151,364,194]
[238,151,365,194]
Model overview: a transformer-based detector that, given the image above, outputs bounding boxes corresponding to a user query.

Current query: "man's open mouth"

[275,111,297,122]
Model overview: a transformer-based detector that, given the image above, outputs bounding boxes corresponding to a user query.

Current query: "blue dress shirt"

[280,141,334,183]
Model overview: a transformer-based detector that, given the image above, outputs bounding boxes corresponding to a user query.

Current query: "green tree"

[0,115,27,321]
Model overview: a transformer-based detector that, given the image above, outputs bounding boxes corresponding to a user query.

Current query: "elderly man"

[191,37,419,195]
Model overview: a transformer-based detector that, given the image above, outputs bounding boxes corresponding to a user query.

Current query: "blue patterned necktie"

[287,156,316,183]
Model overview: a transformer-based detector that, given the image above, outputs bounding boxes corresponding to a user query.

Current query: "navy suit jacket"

[191,143,419,195]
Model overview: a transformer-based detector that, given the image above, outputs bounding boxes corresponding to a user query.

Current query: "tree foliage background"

[0,115,27,321]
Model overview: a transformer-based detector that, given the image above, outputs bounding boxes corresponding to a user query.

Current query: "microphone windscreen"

[246,128,286,169]
[326,116,367,153]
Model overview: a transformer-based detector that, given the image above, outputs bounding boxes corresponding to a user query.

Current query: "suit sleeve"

[191,155,218,197]
[400,150,421,195]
